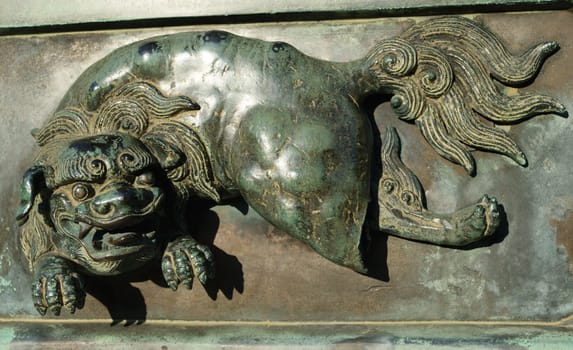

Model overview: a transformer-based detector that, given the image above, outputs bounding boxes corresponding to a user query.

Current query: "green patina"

[15,16,566,316]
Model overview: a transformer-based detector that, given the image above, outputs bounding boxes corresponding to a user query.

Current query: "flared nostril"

[88,186,156,219]
[92,200,114,215]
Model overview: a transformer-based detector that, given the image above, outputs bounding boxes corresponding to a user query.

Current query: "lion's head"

[17,81,220,275]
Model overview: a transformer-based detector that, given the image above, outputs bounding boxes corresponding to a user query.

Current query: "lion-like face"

[46,133,166,273]
[17,80,220,276]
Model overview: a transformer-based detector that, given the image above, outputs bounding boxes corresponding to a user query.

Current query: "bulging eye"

[135,172,155,186]
[72,183,93,201]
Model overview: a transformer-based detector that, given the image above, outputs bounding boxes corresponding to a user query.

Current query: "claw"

[175,251,194,282]
[197,245,214,263]
[35,306,48,316]
[198,272,208,285]
[206,261,216,279]
[45,278,60,300]
[49,304,62,316]
[161,253,179,291]
[168,281,178,291]
[181,278,194,289]
[162,237,216,290]
[65,302,76,314]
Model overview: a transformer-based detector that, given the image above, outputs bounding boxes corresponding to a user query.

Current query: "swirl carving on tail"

[365,16,567,175]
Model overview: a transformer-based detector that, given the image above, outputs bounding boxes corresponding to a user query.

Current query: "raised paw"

[161,237,215,291]
[32,257,84,316]
[459,194,501,241]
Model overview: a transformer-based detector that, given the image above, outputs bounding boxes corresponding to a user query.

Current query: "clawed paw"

[462,194,500,240]
[161,237,215,291]
[32,265,85,316]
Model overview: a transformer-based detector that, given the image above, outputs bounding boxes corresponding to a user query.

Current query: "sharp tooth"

[78,222,93,240]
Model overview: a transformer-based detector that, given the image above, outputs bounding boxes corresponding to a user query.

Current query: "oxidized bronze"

[16,16,566,316]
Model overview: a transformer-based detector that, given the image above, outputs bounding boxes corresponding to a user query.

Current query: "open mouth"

[92,229,157,250]
[106,230,156,247]
[75,216,160,261]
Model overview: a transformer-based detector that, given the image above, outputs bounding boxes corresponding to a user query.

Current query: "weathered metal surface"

[2,322,573,348]
[15,15,565,317]
[0,0,570,30]
[17,17,566,315]
[0,12,572,345]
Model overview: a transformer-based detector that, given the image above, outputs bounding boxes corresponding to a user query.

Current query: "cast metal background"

[0,0,569,29]
[0,4,572,348]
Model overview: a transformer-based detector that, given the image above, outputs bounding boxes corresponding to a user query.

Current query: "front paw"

[32,256,85,316]
[161,237,215,291]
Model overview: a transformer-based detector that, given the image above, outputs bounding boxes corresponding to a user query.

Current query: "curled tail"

[363,16,567,175]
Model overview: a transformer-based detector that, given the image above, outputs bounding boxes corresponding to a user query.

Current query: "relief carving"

[16,16,566,315]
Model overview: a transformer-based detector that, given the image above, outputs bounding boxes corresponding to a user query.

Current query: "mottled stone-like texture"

[0,11,571,323]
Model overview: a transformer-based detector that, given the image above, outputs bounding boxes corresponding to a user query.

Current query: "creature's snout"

[76,184,163,229]
[91,185,154,215]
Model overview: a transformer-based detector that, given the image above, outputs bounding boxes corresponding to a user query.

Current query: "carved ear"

[16,166,46,225]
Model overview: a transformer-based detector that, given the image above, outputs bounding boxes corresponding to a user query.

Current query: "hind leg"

[228,106,371,272]
[376,127,500,246]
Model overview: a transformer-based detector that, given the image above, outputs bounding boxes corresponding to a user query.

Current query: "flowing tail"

[363,16,567,175]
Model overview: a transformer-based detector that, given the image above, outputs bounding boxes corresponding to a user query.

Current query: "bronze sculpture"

[16,16,566,315]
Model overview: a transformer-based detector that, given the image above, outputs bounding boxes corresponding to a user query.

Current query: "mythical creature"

[16,17,566,315]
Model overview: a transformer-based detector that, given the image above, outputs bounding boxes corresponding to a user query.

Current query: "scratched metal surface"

[0,12,572,344]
